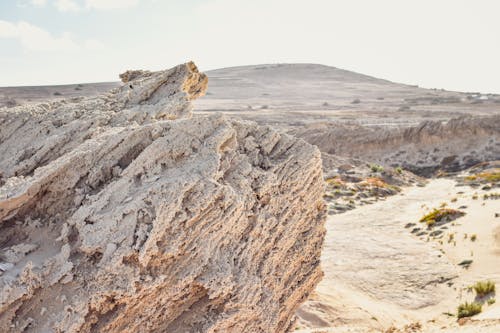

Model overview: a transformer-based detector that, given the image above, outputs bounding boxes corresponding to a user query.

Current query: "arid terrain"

[1,63,499,332]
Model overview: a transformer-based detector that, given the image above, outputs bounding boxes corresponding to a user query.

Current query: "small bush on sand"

[488,299,496,305]
[419,208,465,226]
[473,280,495,297]
[470,234,477,242]
[370,164,384,173]
[395,167,403,174]
[457,302,482,318]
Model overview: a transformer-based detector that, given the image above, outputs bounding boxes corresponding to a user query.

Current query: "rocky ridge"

[293,115,500,176]
[0,62,326,333]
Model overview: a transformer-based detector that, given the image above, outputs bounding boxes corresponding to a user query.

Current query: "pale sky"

[1,0,499,93]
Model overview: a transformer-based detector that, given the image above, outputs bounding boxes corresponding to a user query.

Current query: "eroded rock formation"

[293,116,500,176]
[0,62,326,332]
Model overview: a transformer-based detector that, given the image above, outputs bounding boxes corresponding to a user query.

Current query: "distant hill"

[1,63,498,117]
[195,63,497,112]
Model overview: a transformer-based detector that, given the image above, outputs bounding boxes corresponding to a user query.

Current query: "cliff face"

[0,63,326,333]
[293,116,500,176]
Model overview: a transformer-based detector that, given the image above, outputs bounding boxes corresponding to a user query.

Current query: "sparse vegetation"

[487,298,496,305]
[325,177,346,189]
[470,234,477,242]
[473,280,495,297]
[465,170,500,184]
[457,302,482,318]
[483,192,500,200]
[359,177,400,193]
[419,208,465,227]
[370,164,384,173]
[395,167,403,174]
[448,233,454,243]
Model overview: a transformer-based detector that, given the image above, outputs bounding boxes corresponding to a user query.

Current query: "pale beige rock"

[0,63,325,333]
[293,115,500,176]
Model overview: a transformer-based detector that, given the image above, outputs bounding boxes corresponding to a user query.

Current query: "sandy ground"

[297,178,500,332]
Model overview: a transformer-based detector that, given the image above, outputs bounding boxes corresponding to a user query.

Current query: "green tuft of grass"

[370,164,384,173]
[457,302,482,318]
[473,280,495,297]
[419,208,465,226]
[487,298,496,305]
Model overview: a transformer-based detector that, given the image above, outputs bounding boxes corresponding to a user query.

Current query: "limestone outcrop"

[293,115,500,176]
[0,63,326,332]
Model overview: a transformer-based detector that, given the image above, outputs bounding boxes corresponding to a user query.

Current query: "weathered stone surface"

[293,115,500,176]
[0,63,325,332]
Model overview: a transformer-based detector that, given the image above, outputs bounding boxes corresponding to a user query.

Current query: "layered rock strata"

[0,62,325,333]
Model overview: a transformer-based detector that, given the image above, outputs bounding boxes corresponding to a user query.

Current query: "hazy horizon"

[1,0,499,94]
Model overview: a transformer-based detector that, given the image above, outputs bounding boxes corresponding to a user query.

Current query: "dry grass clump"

[457,302,482,318]
[465,169,500,183]
[385,322,422,333]
[473,280,495,297]
[483,192,500,200]
[325,177,348,191]
[419,208,465,226]
[359,177,400,192]
[363,177,388,188]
